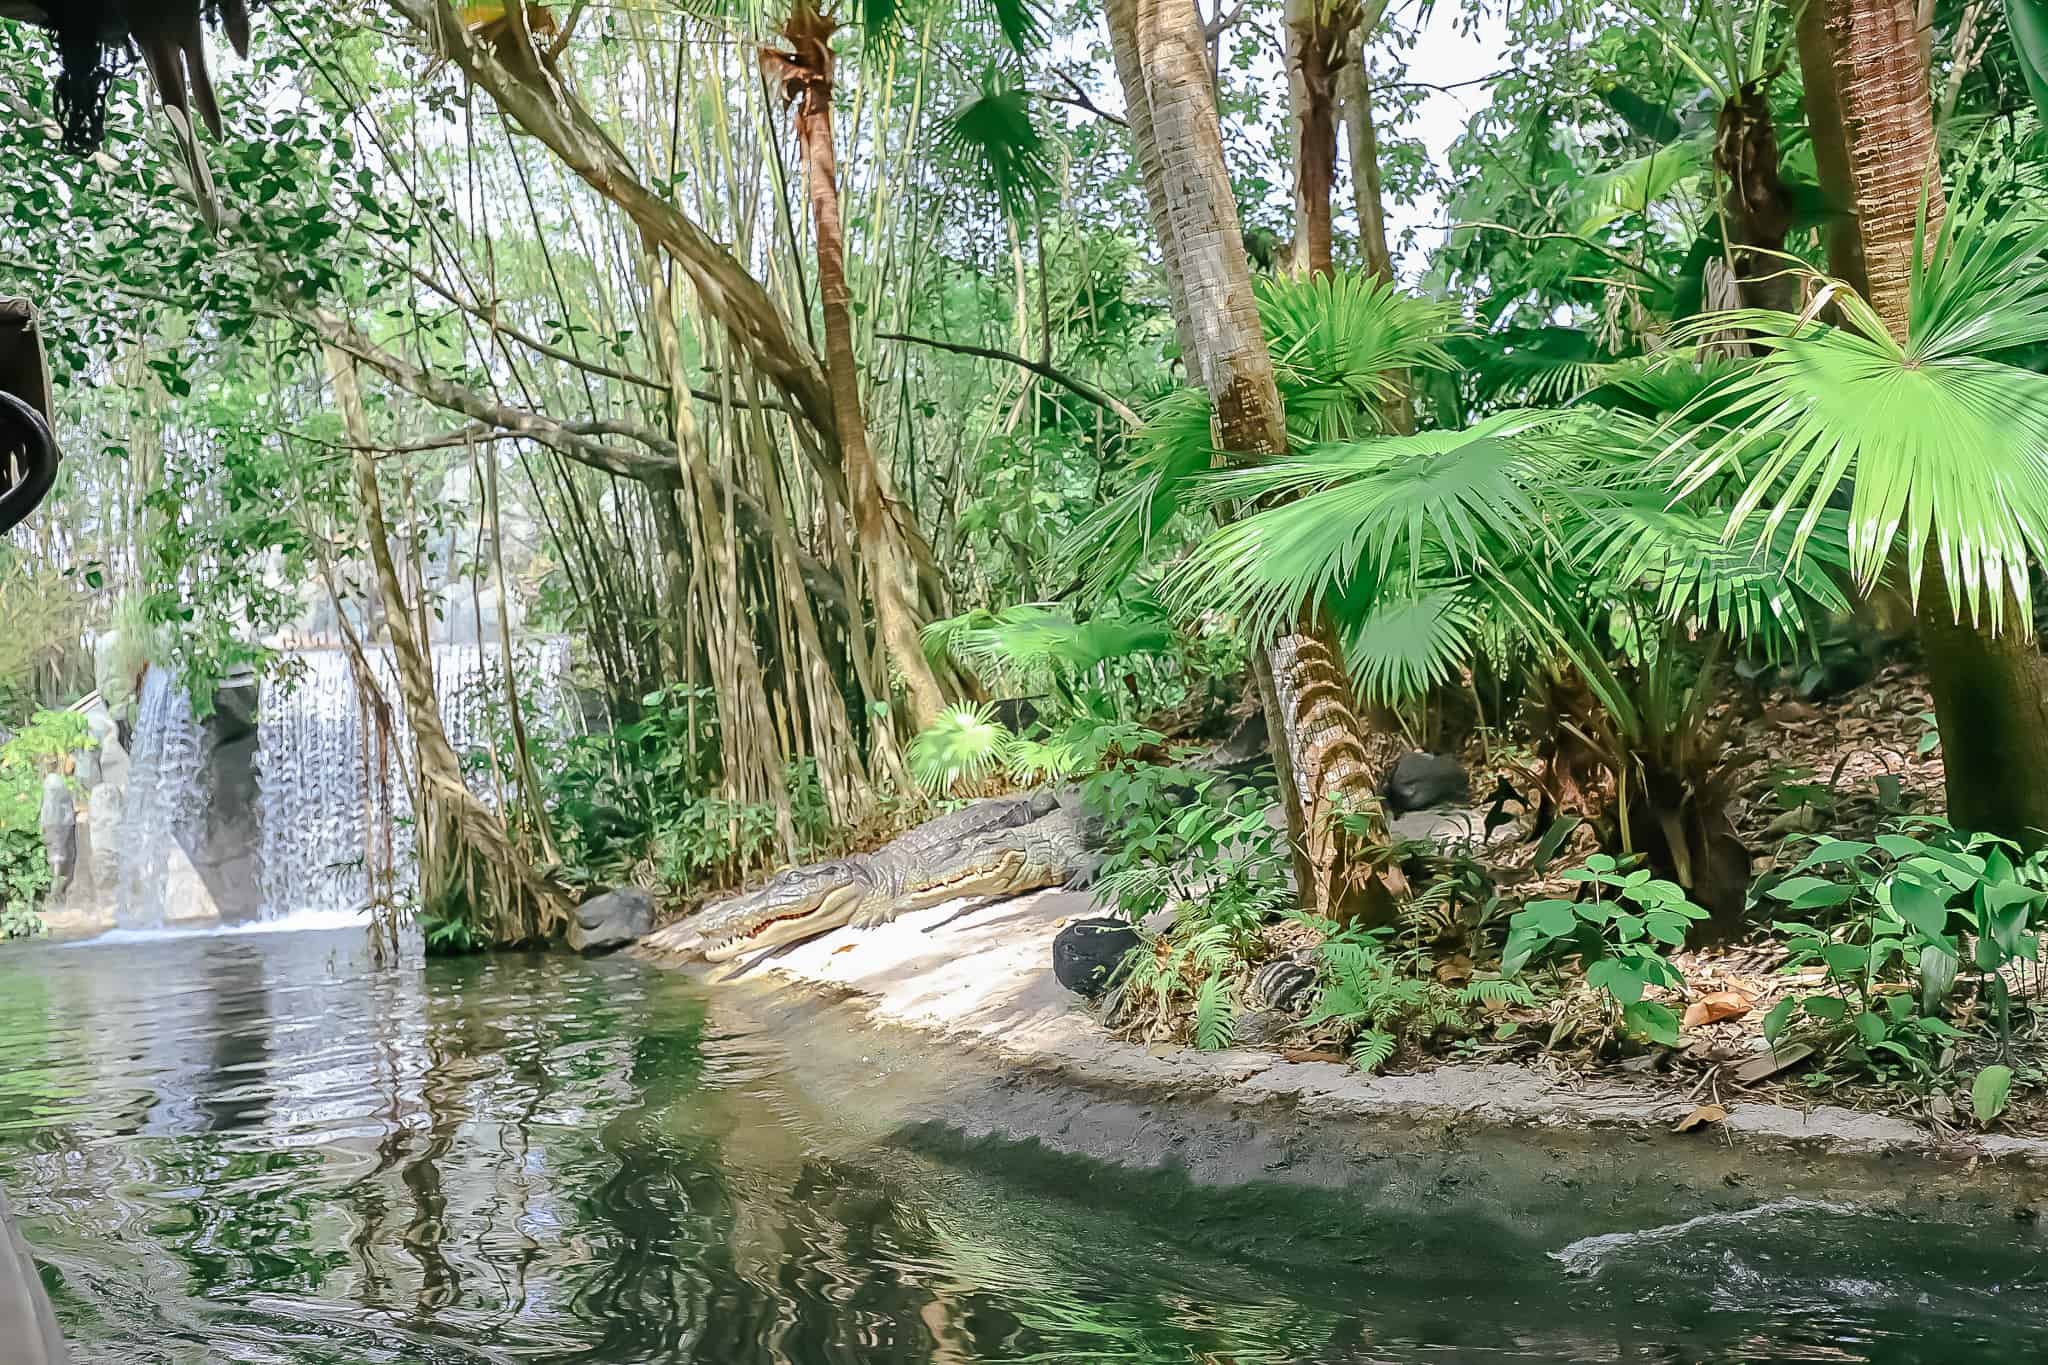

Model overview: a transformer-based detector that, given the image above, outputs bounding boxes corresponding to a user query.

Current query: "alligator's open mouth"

[699,883,864,963]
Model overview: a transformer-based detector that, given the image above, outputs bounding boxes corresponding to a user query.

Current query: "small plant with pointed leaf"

[1761,819,2047,1082]
[1293,911,1535,1073]
[1501,854,1709,1046]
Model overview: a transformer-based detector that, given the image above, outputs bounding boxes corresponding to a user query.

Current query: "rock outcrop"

[567,887,657,955]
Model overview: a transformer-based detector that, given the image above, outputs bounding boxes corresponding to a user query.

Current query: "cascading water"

[116,667,210,929]
[254,650,372,922]
[255,640,572,920]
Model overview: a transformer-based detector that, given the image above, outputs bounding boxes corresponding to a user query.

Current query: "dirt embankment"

[645,884,2048,1180]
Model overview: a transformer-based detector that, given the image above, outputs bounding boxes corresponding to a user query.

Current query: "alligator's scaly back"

[642,792,1084,962]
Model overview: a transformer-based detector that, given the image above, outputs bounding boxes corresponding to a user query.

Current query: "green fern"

[1350,1029,1397,1073]
[1459,978,1538,1009]
[1194,973,1237,1052]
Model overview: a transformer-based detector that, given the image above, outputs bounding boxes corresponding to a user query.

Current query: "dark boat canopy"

[0,299,59,538]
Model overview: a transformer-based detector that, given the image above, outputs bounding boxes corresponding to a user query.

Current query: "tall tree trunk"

[1106,0,1200,367]
[1109,0,1397,923]
[1798,2,1870,293]
[1714,80,1799,310]
[1284,0,1354,277]
[1822,0,2048,842]
[764,0,949,731]
[1335,13,1412,435]
[324,347,564,947]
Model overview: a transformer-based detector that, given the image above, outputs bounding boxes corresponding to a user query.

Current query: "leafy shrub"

[534,684,836,896]
[1296,912,1535,1072]
[654,799,780,894]
[1760,820,2044,1082]
[0,789,47,940]
[1116,921,1241,1043]
[1502,854,1708,1045]
[1084,759,1288,944]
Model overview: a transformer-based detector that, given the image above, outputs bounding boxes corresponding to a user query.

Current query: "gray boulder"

[85,709,125,793]
[1385,751,1469,813]
[87,783,123,892]
[567,887,657,955]
[1233,1008,1295,1047]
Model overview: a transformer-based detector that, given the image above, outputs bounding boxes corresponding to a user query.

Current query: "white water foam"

[115,667,209,930]
[1551,1197,1864,1277]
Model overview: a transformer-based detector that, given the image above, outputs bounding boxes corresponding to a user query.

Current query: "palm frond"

[1056,387,1216,598]
[1165,410,1584,642]
[934,79,1052,225]
[921,600,1172,689]
[1344,586,1481,706]
[1663,202,2048,629]
[906,703,1014,794]
[1057,277,1458,597]
[968,0,1044,51]
[1258,272,1460,442]
[1566,494,1856,655]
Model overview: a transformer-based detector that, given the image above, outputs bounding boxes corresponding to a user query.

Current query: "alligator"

[643,791,1091,962]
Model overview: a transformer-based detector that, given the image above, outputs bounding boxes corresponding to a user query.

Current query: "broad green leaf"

[1622,1000,1681,1047]
[1888,876,1952,937]
[1763,996,1798,1042]
[1514,900,1579,937]
[1802,995,1848,1022]
[1586,958,1646,1005]
[1973,1064,2015,1123]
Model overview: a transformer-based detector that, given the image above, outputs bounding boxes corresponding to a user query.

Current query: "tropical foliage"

[1,0,2047,1116]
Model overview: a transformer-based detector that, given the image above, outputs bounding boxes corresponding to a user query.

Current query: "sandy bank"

[650,886,2048,1173]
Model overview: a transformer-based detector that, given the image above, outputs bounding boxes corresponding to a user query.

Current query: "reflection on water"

[1,930,2046,1363]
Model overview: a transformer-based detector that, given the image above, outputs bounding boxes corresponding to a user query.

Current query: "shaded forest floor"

[1120,661,2048,1142]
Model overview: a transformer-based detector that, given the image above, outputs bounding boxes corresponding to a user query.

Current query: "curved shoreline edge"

[644,884,2048,1181]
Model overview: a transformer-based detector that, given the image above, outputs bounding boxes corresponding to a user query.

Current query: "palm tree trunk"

[1336,14,1412,437]
[1285,0,1354,278]
[1823,0,2048,842]
[1714,80,1798,310]
[1110,0,1397,923]
[1106,7,1200,368]
[768,0,949,731]
[1797,3,1869,293]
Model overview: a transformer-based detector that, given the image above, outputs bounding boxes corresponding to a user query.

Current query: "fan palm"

[1662,197,2048,632]
[909,598,1179,793]
[1063,270,1457,600]
[1163,400,1853,928]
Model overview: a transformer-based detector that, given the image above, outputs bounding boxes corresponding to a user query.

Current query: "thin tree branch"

[1033,69,1129,127]
[876,331,1143,426]
[305,308,849,620]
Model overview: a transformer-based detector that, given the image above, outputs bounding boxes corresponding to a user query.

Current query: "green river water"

[1,927,2045,1363]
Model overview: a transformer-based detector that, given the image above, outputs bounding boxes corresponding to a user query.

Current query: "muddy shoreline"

[643,885,2048,1195]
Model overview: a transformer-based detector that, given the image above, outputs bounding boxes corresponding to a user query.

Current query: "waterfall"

[116,668,209,929]
[255,640,572,920]
[255,650,369,921]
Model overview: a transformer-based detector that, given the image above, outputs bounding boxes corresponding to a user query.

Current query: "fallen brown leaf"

[831,943,857,955]
[1730,1041,1815,1085]
[1281,1047,1349,1065]
[1681,989,1753,1031]
[1673,1103,1728,1134]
